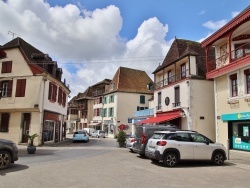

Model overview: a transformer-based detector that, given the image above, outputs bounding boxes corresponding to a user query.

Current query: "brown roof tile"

[106,67,153,94]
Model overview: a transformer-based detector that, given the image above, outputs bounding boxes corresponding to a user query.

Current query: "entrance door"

[22,113,31,143]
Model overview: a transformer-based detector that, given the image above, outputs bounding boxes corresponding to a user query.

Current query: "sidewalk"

[228,150,250,165]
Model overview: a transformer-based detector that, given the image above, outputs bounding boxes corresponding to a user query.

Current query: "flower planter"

[27,146,36,154]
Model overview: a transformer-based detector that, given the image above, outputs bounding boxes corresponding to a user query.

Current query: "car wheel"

[72,140,75,143]
[97,136,99,138]
[213,152,225,166]
[163,152,178,167]
[151,159,159,163]
[0,150,11,170]
[129,149,134,153]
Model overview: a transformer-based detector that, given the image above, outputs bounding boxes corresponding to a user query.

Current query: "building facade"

[139,38,216,140]
[0,38,70,145]
[201,6,250,151]
[102,67,153,137]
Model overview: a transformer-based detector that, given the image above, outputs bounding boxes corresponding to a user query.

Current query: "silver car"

[126,134,136,152]
[91,130,106,138]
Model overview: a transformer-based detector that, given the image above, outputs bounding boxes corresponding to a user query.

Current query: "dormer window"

[110,82,115,90]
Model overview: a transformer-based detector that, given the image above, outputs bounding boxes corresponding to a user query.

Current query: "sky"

[0,0,250,97]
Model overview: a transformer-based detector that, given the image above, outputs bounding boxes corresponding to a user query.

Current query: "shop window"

[230,74,238,97]
[0,113,10,132]
[1,61,12,73]
[15,79,26,97]
[43,121,55,142]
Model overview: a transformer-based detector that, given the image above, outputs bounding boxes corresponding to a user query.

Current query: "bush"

[116,130,126,143]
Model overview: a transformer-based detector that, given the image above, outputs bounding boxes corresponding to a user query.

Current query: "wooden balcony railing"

[207,41,250,72]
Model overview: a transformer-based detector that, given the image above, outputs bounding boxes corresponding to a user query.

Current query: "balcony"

[172,102,181,108]
[207,42,250,73]
[156,105,162,111]
[134,108,154,117]
[155,69,189,90]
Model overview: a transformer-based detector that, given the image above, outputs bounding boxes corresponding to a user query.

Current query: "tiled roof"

[106,67,153,94]
[92,79,112,87]
[153,38,206,76]
[76,87,93,100]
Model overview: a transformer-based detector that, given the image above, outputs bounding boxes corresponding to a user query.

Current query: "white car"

[145,130,227,167]
[91,130,105,138]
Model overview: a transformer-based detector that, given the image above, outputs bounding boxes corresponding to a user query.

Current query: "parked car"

[126,134,136,152]
[72,130,89,143]
[91,130,105,138]
[83,128,95,136]
[133,124,177,156]
[145,130,227,167]
[0,139,18,170]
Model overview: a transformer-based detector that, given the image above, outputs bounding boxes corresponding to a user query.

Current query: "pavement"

[17,135,250,166]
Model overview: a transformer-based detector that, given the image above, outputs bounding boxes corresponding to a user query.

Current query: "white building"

[139,38,216,140]
[101,67,153,137]
[0,37,70,145]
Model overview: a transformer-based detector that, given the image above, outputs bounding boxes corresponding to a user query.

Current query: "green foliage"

[116,130,126,143]
[26,133,38,146]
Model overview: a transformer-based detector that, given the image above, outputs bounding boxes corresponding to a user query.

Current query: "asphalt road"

[1,138,250,188]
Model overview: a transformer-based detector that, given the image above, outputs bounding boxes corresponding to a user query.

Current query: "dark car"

[0,139,18,170]
[133,124,177,156]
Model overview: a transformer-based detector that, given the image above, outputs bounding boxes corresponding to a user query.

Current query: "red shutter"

[1,61,12,73]
[53,85,57,102]
[48,82,52,100]
[7,80,13,97]
[62,92,66,107]
[21,79,26,97]
[16,80,21,97]
[58,88,62,105]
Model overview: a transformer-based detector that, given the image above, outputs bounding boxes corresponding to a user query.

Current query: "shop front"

[222,112,250,152]
[43,111,62,144]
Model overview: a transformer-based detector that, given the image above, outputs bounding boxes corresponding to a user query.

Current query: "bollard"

[227,139,230,160]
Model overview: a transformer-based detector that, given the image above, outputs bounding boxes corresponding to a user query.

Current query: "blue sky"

[0,0,250,97]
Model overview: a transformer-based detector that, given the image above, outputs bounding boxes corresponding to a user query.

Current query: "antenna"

[8,31,20,39]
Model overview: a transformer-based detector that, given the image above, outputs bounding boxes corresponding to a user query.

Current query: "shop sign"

[221,112,250,121]
[44,112,59,121]
[232,136,250,151]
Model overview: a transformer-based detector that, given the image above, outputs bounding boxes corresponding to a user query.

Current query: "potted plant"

[116,130,126,147]
[26,133,38,154]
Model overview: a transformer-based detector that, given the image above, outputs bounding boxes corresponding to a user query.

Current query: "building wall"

[215,66,250,147]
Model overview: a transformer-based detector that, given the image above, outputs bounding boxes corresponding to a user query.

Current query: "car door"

[175,133,194,160]
[190,133,214,160]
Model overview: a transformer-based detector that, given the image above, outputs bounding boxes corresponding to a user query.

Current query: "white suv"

[145,130,227,167]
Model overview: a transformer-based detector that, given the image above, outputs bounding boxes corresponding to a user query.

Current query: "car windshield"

[151,133,165,139]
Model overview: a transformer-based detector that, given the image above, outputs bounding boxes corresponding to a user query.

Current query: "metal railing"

[207,41,250,72]
[155,69,189,90]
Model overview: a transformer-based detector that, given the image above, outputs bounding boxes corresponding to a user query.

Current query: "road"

[1,137,250,188]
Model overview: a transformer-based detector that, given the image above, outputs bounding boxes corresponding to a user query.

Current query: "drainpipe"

[39,76,47,145]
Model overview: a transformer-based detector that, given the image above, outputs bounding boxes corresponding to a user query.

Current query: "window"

[110,83,115,90]
[71,109,78,114]
[157,92,161,110]
[102,108,107,117]
[181,63,186,79]
[110,95,114,103]
[128,118,132,123]
[58,87,63,105]
[48,82,57,102]
[176,133,190,142]
[140,95,145,104]
[15,79,26,97]
[108,107,114,117]
[230,74,238,97]
[174,86,180,107]
[102,97,107,104]
[1,61,12,73]
[168,71,172,83]
[1,80,13,97]
[244,69,250,94]
[0,113,10,132]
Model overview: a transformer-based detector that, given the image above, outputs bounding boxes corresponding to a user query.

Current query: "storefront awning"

[137,112,180,125]
[88,123,101,126]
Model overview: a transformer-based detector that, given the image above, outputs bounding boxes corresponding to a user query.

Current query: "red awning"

[137,112,181,125]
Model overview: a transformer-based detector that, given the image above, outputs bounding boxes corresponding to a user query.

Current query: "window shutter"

[62,92,66,107]
[58,88,62,105]
[230,74,237,79]
[16,79,26,97]
[52,84,57,102]
[137,106,140,111]
[7,80,13,97]
[48,82,52,100]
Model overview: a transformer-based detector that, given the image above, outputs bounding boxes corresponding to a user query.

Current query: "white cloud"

[0,0,172,97]
[232,11,240,18]
[203,20,228,31]
[199,10,206,15]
